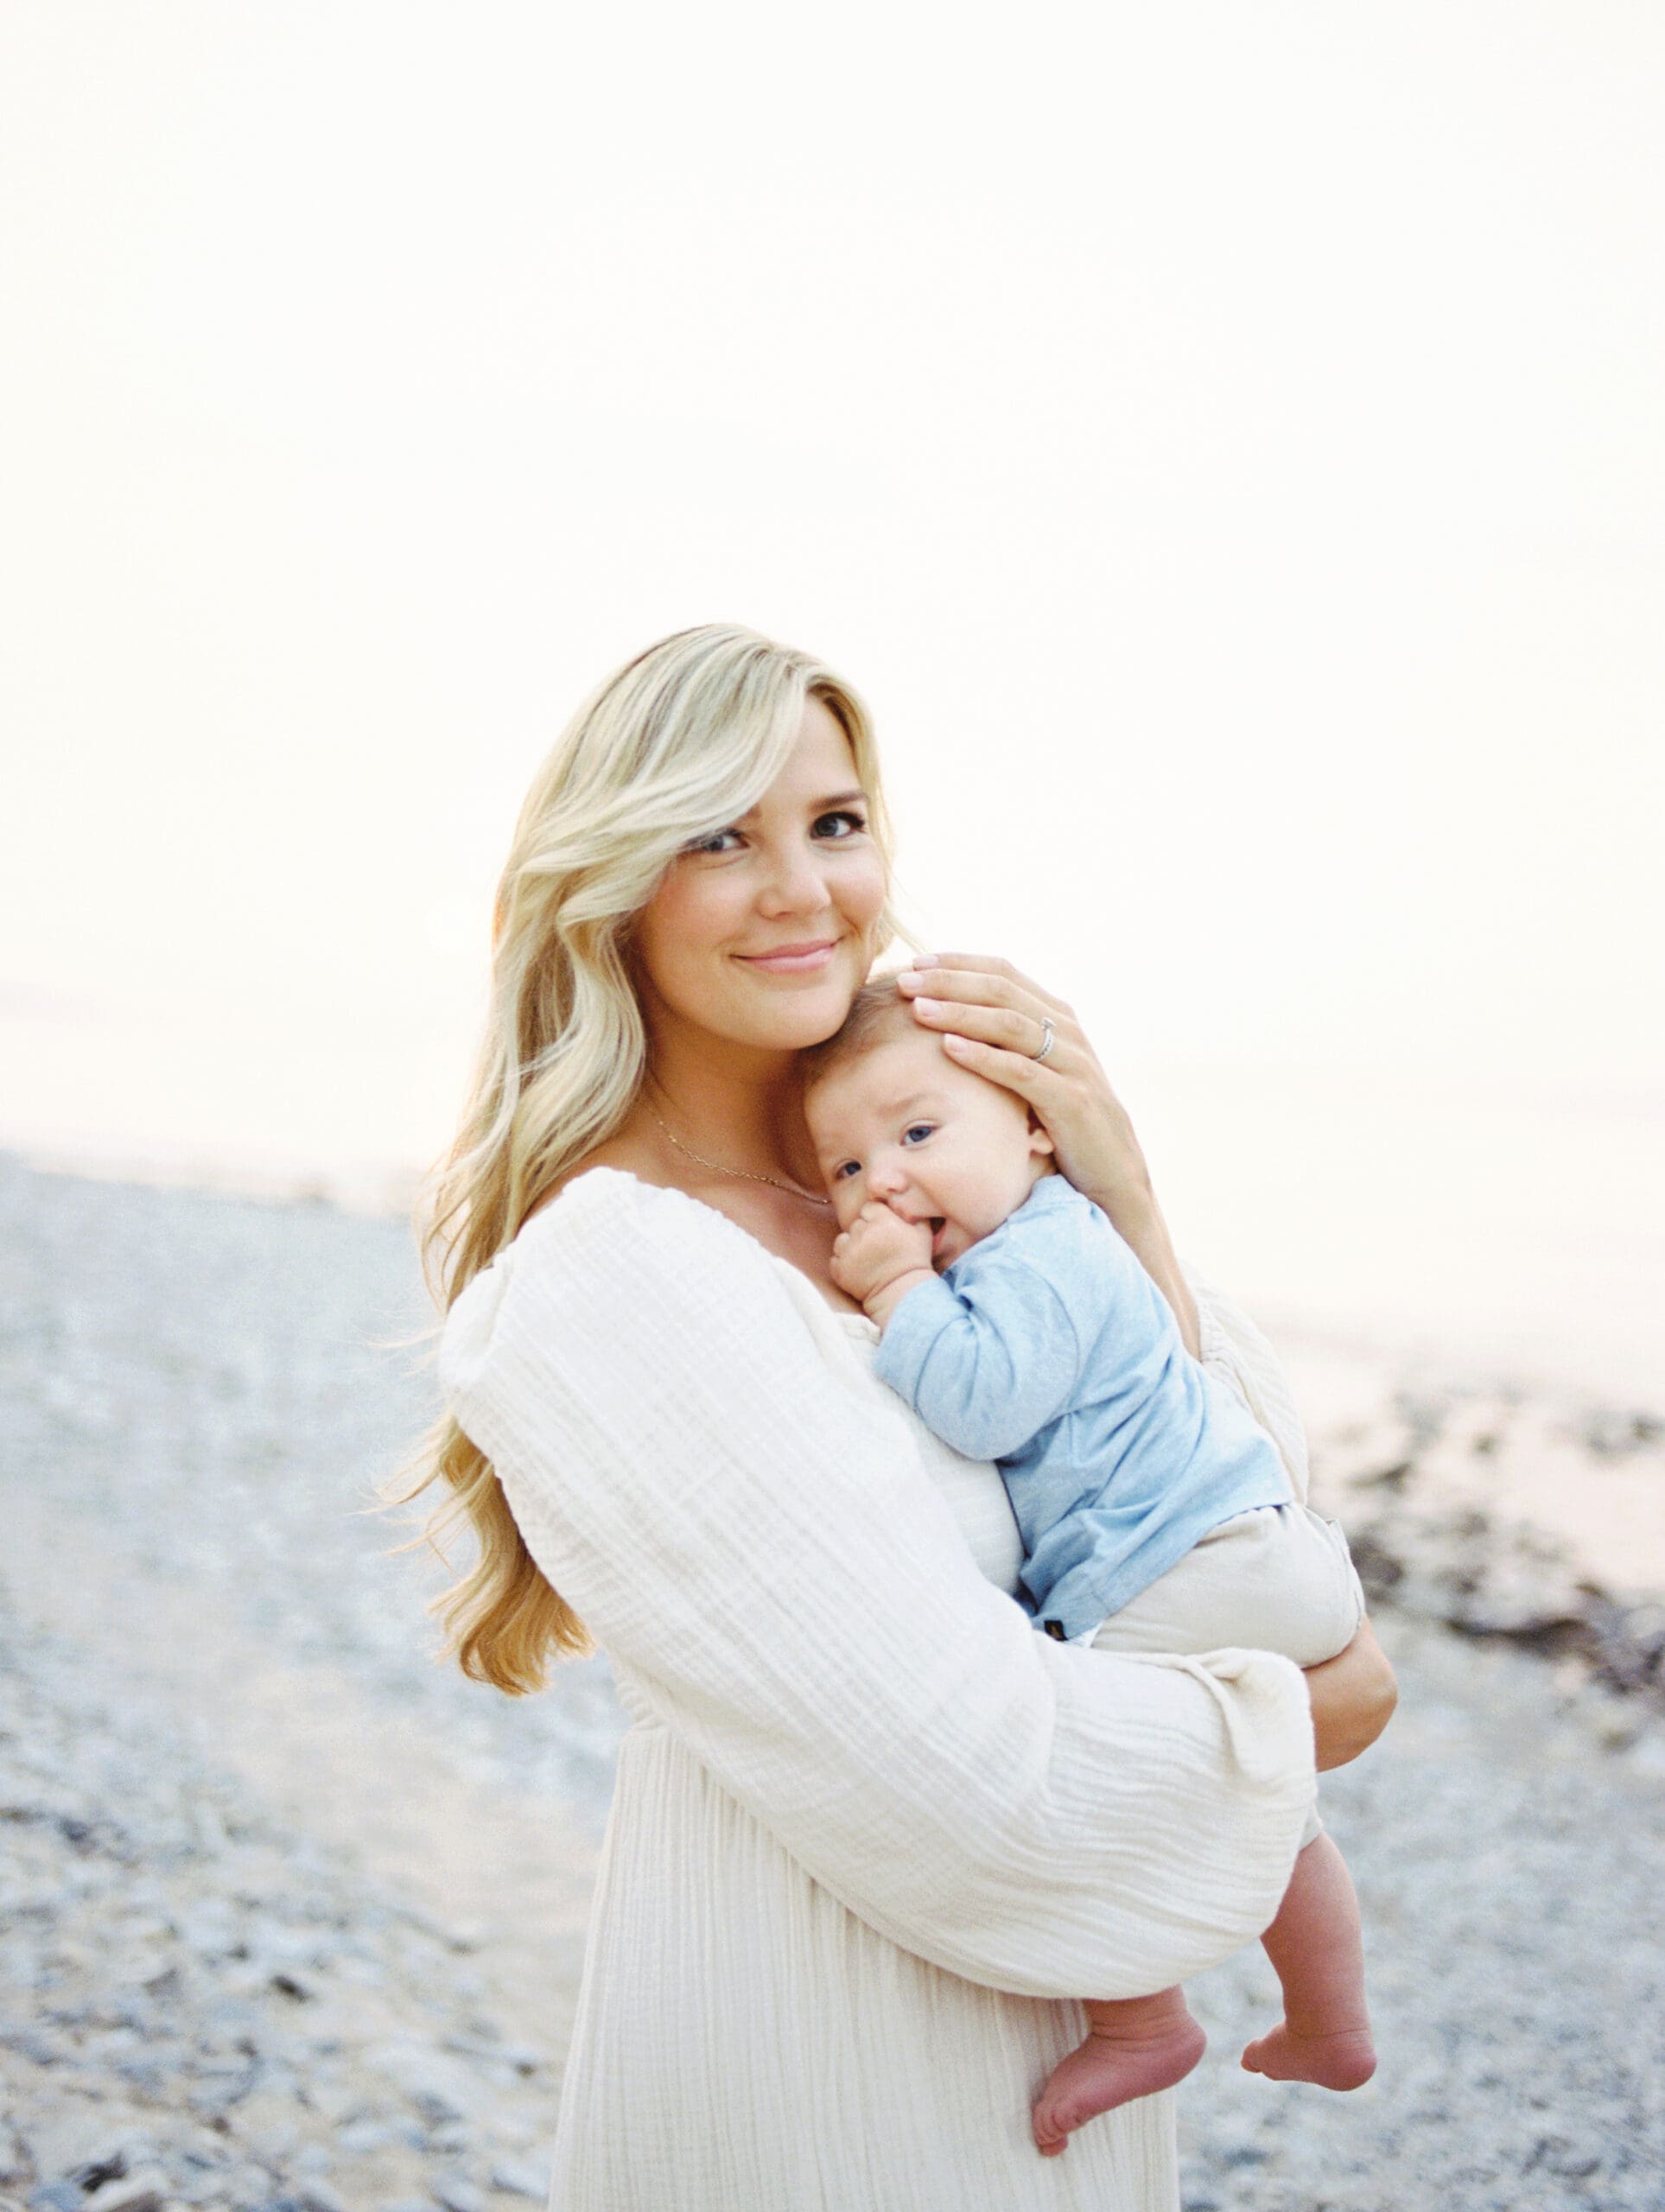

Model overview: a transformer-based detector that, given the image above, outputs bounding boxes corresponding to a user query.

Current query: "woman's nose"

[757,843,833,916]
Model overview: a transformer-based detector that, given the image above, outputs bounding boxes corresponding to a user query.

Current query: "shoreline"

[9,1139,1662,1422]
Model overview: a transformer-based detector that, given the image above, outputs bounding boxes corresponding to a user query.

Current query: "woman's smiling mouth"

[734,938,841,974]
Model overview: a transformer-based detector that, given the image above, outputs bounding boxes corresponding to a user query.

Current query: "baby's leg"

[1242,1831,1376,2089]
[1032,1986,1207,2157]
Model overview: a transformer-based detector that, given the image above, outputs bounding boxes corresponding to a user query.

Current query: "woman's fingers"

[1306,1617,1399,1771]
[912,992,1057,1058]
[896,950,1078,1116]
[898,960,1077,1059]
[899,952,1072,1017]
[936,1029,1061,1100]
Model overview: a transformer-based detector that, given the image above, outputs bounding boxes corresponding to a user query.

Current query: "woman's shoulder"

[523,1122,664,1222]
[518,1160,770,1279]
[439,1165,867,1440]
[442,1165,800,1396]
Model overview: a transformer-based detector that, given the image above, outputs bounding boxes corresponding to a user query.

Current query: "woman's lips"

[734,939,840,974]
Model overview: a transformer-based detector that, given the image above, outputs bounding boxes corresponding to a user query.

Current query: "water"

[3,995,1660,1411]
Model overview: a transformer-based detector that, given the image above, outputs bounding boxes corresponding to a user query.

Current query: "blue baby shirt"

[872,1173,1293,1641]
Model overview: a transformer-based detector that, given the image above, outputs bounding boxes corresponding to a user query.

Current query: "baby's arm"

[829,1201,935,1328]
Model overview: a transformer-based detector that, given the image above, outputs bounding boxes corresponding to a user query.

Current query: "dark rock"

[429,2182,486,2212]
[488,2158,549,2201]
[81,2174,168,2212]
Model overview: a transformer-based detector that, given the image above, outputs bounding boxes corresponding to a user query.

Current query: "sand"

[2,1154,1662,2210]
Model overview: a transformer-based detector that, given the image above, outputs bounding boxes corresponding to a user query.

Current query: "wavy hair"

[384,624,905,1694]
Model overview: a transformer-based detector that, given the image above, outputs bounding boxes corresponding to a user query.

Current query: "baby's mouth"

[928,1217,950,1261]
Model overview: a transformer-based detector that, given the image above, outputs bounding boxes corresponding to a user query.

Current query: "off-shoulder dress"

[439,1166,1318,2212]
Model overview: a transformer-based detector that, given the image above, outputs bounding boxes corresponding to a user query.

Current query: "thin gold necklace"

[647,1103,833,1208]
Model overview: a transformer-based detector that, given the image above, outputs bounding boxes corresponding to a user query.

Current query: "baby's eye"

[830,1160,861,1181]
[900,1123,935,1147]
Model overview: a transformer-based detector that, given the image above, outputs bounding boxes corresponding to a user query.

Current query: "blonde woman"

[406,623,1396,2211]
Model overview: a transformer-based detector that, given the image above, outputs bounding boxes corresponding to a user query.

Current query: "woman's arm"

[441,1168,1315,2004]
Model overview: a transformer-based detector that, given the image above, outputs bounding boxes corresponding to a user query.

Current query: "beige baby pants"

[1085,1503,1366,1849]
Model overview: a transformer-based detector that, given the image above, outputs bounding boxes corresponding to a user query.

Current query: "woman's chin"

[778,998,859,1052]
[734,973,864,1051]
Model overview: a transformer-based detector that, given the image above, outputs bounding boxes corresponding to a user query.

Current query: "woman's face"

[632,696,887,1058]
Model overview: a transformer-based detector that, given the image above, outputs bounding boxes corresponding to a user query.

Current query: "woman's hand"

[897,953,1147,1207]
[896,953,1202,1353]
[1305,1616,1399,1770]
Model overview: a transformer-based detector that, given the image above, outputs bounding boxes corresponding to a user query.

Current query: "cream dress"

[439,1166,1317,2212]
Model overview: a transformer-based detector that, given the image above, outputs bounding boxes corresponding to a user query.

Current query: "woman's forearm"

[1084,1166,1203,1359]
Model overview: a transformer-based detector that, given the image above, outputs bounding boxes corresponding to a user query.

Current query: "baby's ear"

[1026,1110,1056,1156]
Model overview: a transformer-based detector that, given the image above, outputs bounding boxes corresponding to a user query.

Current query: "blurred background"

[2,8,1662,2210]
[3,0,1660,1399]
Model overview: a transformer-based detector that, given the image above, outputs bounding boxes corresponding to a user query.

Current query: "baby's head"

[802,978,1056,1270]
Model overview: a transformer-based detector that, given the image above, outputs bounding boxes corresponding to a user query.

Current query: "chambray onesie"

[873,1173,1298,1643]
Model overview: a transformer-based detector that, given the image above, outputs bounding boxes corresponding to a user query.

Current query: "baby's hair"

[800,975,922,1094]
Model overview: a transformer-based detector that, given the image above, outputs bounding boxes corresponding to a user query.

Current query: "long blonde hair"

[385,623,904,1694]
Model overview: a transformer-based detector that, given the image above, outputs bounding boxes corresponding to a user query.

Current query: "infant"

[802,979,1377,2160]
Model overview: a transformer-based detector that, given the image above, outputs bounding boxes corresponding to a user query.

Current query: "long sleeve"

[1183,1263,1312,1506]
[440,1169,1314,2002]
[871,1261,1090,1462]
[871,1174,1157,1462]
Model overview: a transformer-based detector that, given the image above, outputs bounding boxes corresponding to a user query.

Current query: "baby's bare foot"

[1241,2021,1376,2090]
[1033,2012,1208,2157]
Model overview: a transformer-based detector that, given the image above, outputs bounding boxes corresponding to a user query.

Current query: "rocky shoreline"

[3,1154,1662,2211]
[1298,1360,1665,1714]
[0,1603,559,2212]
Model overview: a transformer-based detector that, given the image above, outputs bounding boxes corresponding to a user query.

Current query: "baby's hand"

[830,1202,934,1314]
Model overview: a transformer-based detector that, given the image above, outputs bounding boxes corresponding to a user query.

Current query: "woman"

[406,623,1395,2210]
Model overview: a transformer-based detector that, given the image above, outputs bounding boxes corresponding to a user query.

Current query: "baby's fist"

[829,1201,934,1306]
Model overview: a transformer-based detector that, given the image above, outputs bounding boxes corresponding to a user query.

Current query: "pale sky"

[3,4,1662,1395]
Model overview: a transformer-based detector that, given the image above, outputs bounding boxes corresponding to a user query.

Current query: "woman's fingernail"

[913,996,940,1014]
[943,1033,970,1052]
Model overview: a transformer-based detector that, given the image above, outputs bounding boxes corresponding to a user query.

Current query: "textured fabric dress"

[439,1166,1318,2212]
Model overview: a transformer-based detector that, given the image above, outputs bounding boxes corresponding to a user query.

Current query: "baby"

[802,978,1377,2160]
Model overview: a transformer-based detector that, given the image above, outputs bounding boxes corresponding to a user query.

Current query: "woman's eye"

[901,1123,935,1147]
[683,828,742,856]
[813,809,867,839]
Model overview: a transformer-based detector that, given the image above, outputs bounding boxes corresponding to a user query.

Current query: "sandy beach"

[2,1154,1662,2211]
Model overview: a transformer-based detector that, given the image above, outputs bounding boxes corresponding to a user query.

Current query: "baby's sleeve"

[870,1259,1088,1462]
[441,1170,1315,2001]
